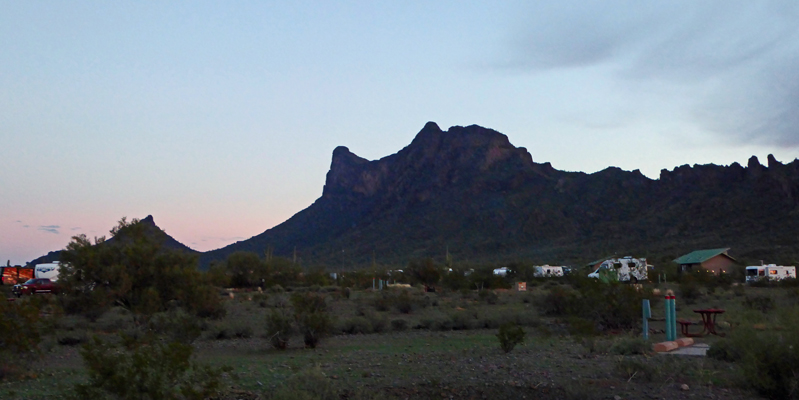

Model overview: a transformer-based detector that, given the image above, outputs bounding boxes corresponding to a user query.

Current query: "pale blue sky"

[2,1,798,264]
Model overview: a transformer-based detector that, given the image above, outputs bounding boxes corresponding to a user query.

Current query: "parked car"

[12,278,60,297]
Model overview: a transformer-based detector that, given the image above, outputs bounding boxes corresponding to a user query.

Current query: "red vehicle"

[12,278,60,297]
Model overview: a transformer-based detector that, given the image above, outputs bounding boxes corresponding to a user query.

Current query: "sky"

[2,1,799,265]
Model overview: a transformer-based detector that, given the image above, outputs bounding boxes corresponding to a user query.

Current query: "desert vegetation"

[2,219,799,399]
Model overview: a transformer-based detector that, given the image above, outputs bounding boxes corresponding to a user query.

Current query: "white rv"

[34,262,61,282]
[533,265,564,277]
[746,264,796,283]
[588,257,649,283]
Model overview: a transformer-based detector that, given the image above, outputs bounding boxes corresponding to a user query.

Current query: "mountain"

[27,215,197,266]
[197,122,799,269]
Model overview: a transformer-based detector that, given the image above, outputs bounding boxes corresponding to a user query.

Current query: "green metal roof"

[673,248,733,265]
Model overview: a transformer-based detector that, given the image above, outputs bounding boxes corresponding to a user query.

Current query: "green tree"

[59,217,224,321]
[407,258,442,287]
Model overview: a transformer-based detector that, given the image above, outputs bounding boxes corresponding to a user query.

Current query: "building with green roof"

[673,248,737,275]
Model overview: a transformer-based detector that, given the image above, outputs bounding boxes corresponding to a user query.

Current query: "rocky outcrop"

[198,123,799,268]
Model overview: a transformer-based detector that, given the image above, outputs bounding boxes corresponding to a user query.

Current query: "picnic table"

[678,309,725,337]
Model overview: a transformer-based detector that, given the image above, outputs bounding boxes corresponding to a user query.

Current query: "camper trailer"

[533,265,564,278]
[746,264,796,283]
[35,262,60,282]
[587,257,649,283]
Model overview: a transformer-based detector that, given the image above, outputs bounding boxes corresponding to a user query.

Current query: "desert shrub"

[292,292,333,348]
[297,312,334,348]
[496,323,525,353]
[679,280,702,304]
[270,284,285,293]
[95,308,133,333]
[340,317,372,335]
[148,308,202,344]
[744,295,775,313]
[450,311,475,330]
[72,336,229,400]
[364,312,388,333]
[738,329,799,399]
[614,357,658,382]
[732,284,746,297]
[567,317,598,338]
[390,319,408,331]
[57,331,89,346]
[252,293,269,308]
[707,338,743,362]
[609,336,650,355]
[268,294,290,309]
[0,299,41,377]
[478,289,499,305]
[418,316,452,331]
[342,287,351,299]
[268,366,337,400]
[573,282,645,331]
[779,278,799,288]
[539,286,578,316]
[395,291,414,314]
[265,309,294,350]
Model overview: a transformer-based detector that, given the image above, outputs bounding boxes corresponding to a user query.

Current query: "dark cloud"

[71,227,81,231]
[38,225,60,234]
[507,1,799,147]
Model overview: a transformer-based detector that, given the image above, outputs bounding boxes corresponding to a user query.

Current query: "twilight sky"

[2,1,798,265]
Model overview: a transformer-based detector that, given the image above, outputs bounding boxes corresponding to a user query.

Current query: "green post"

[665,295,674,341]
[672,296,677,340]
[642,299,651,340]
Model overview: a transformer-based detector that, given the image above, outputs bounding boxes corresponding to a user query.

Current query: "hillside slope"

[199,123,799,268]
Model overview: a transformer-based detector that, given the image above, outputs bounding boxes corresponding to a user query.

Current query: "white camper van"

[746,264,796,283]
[588,257,649,283]
[533,265,564,278]
[34,262,60,282]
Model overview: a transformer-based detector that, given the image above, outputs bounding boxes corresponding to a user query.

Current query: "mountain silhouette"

[196,122,799,268]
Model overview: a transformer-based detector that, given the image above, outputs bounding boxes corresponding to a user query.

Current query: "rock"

[680,384,689,391]
[614,395,622,400]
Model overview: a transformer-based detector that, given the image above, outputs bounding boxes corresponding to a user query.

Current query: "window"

[770,270,778,275]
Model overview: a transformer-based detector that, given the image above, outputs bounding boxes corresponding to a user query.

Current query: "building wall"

[701,255,735,275]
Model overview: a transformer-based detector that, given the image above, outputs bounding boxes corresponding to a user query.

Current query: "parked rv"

[587,257,649,283]
[745,264,796,283]
[533,265,564,277]
[35,262,60,282]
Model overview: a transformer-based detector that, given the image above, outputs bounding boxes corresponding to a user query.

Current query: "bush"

[609,336,650,355]
[265,309,294,350]
[0,298,41,376]
[539,286,578,316]
[395,291,414,314]
[679,280,702,304]
[739,329,799,399]
[707,338,743,362]
[340,317,372,335]
[478,289,499,305]
[292,292,333,348]
[364,312,388,333]
[148,308,202,344]
[390,319,408,331]
[72,336,229,400]
[496,323,525,353]
[744,295,775,313]
[298,312,333,348]
[450,311,475,330]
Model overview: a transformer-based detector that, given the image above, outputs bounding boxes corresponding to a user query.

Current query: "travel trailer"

[587,257,649,282]
[34,262,61,282]
[533,265,564,277]
[745,264,796,283]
